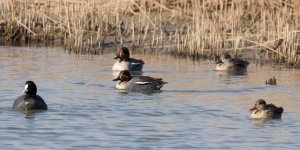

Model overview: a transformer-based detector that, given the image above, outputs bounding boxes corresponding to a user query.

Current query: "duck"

[112,47,145,72]
[215,53,249,74]
[13,81,48,111]
[250,99,283,119]
[113,70,167,91]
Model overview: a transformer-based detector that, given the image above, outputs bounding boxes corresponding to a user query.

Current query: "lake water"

[0,46,300,149]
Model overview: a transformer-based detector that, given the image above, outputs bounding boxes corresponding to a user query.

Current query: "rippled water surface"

[0,46,300,149]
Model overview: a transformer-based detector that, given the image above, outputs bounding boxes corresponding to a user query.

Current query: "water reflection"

[215,70,248,76]
[22,110,47,119]
[251,118,283,128]
[116,89,162,95]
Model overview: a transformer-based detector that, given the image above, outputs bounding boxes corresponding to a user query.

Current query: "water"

[0,46,300,149]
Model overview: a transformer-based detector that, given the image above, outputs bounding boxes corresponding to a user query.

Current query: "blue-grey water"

[0,46,300,149]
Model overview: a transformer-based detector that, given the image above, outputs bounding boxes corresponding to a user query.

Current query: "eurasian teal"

[113,70,167,91]
[13,81,48,111]
[250,99,283,119]
[215,53,249,74]
[112,47,144,72]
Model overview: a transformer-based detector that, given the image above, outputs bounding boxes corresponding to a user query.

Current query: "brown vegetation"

[0,0,299,66]
[266,76,277,85]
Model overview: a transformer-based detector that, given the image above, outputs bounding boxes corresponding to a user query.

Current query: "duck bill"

[216,60,223,64]
[22,84,28,94]
[112,77,121,81]
[114,55,120,59]
[249,107,256,111]
[22,89,28,94]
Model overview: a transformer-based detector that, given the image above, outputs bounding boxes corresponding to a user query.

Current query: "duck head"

[216,53,232,64]
[223,53,232,59]
[114,47,130,61]
[250,99,267,111]
[113,70,132,82]
[22,81,37,97]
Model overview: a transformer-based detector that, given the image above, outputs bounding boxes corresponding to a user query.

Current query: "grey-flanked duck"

[112,47,145,72]
[113,70,167,91]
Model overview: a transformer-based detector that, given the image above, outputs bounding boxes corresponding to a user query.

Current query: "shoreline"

[0,0,299,67]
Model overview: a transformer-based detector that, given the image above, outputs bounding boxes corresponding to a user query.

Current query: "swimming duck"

[215,53,249,74]
[13,81,48,111]
[113,70,167,91]
[112,47,144,72]
[250,99,283,119]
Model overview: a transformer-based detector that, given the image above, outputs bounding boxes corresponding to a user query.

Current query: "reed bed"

[0,0,299,66]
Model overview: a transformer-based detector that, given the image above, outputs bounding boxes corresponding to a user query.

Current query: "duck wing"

[132,76,167,85]
[230,58,249,66]
[275,107,284,114]
[267,104,284,114]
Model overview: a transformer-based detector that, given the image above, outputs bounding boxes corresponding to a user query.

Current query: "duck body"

[250,99,283,119]
[112,47,144,72]
[216,54,249,74]
[113,70,167,91]
[13,95,47,111]
[112,58,144,71]
[116,76,166,91]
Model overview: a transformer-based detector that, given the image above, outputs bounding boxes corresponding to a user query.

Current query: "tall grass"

[0,0,299,65]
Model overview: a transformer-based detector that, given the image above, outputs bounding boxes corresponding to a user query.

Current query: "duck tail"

[230,64,248,73]
[155,78,168,84]
[155,81,168,90]
[155,78,163,81]
[162,81,168,84]
[275,107,284,114]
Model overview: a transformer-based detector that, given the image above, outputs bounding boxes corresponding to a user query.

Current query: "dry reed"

[0,0,299,66]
